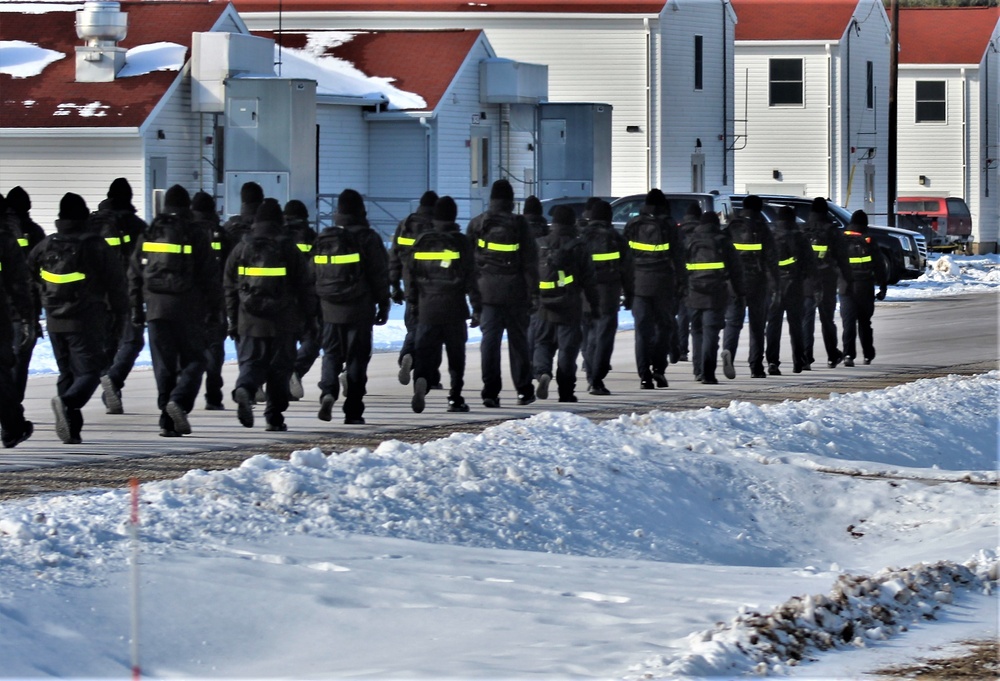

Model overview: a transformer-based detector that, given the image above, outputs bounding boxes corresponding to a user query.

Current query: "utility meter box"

[537,103,612,200]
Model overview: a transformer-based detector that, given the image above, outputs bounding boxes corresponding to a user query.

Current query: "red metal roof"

[898,7,999,66]
[0,1,228,129]
[732,0,860,42]
[261,29,482,111]
[233,0,664,13]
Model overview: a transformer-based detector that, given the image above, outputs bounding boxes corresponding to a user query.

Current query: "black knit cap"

[433,196,458,223]
[551,205,576,227]
[777,205,797,222]
[743,194,763,211]
[108,177,133,202]
[589,199,613,224]
[850,210,869,230]
[191,191,216,214]
[419,190,439,209]
[163,184,191,212]
[337,188,366,217]
[6,186,31,214]
[240,181,264,205]
[59,192,89,221]
[523,195,542,216]
[490,179,514,202]
[811,197,828,213]
[283,199,309,220]
[255,197,284,224]
[700,210,721,227]
[684,203,703,219]
[645,189,667,208]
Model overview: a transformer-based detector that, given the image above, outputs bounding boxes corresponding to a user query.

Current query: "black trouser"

[203,319,228,406]
[632,295,674,381]
[675,301,690,358]
[532,319,583,399]
[690,306,725,381]
[293,322,321,379]
[11,320,36,401]
[766,288,805,370]
[724,287,769,373]
[0,324,28,438]
[479,304,533,401]
[413,320,467,401]
[103,316,145,392]
[840,288,876,361]
[399,301,418,362]
[802,272,840,364]
[50,327,106,438]
[235,333,296,427]
[148,318,206,430]
[581,311,618,387]
[319,321,373,421]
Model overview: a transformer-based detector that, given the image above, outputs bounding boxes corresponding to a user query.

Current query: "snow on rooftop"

[0,39,65,78]
[117,41,186,78]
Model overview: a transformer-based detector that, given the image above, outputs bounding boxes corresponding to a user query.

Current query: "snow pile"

[890,253,1000,299]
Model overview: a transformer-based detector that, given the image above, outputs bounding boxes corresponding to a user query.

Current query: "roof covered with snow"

[898,6,999,66]
[233,0,666,14]
[0,1,230,129]
[732,0,860,42]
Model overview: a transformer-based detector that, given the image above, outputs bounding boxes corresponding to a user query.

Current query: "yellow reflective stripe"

[396,236,416,247]
[778,256,797,267]
[414,250,460,261]
[733,242,763,251]
[105,237,123,247]
[539,272,574,289]
[313,253,361,265]
[812,244,828,258]
[686,262,725,271]
[211,241,222,251]
[478,239,519,252]
[592,251,620,261]
[297,243,312,253]
[849,255,872,264]
[17,237,28,248]
[628,241,670,252]
[41,269,86,284]
[123,234,131,244]
[142,242,192,254]
[238,266,286,277]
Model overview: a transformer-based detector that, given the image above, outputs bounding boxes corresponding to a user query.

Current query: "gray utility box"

[223,77,317,217]
[537,103,612,200]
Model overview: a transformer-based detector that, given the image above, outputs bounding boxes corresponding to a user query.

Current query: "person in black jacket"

[191,191,231,411]
[765,205,816,375]
[532,205,600,403]
[405,196,480,413]
[522,195,549,240]
[0,207,35,448]
[838,210,887,366]
[3,186,45,404]
[129,185,223,437]
[466,179,539,408]
[311,189,390,425]
[683,210,742,384]
[284,199,321,402]
[674,203,704,365]
[223,181,264,245]
[623,189,685,389]
[225,198,316,431]
[579,199,632,395]
[802,197,852,369]
[29,193,128,444]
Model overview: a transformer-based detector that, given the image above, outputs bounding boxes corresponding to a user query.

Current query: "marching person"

[29,192,128,444]
[0,206,35,448]
[405,196,480,413]
[522,195,550,240]
[765,205,815,375]
[191,191,232,411]
[674,203,705,364]
[312,189,390,425]
[223,181,264,244]
[129,185,222,437]
[802,197,852,369]
[3,187,45,404]
[225,198,315,431]
[284,199,320,401]
[838,210,887,367]
[466,179,539,408]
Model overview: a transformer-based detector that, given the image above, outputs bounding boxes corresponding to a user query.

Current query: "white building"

[731,0,891,218]
[897,6,1000,254]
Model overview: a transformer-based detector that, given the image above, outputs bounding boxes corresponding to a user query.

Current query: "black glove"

[227,322,239,342]
[34,321,44,340]
[875,287,887,301]
[469,310,481,329]
[131,308,146,329]
[17,324,35,352]
[390,284,405,306]
[374,301,390,326]
[621,294,633,311]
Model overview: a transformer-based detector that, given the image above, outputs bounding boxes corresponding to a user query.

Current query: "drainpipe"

[962,67,969,204]
[827,44,834,200]
[645,17,652,188]
[722,0,729,188]
[419,116,431,190]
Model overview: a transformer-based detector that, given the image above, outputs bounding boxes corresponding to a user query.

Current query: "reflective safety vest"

[843,231,873,264]
[142,242,192,255]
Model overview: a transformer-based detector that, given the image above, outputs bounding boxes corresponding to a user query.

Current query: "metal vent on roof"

[74,1,128,82]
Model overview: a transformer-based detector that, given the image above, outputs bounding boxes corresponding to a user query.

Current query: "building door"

[470,125,491,216]
[149,156,167,215]
[691,153,706,193]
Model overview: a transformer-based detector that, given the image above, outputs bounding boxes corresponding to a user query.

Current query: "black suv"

[731,195,928,285]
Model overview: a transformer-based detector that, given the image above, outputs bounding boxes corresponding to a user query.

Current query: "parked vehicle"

[609,192,734,231]
[731,195,928,285]
[895,196,972,253]
[537,196,617,224]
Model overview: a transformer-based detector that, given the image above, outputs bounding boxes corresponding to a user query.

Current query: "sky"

[1,253,997,679]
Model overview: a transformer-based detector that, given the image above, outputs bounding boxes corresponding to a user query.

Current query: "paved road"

[1,292,996,498]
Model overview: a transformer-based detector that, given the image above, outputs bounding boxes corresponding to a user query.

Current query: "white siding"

[368,120,428,237]
[317,104,368,195]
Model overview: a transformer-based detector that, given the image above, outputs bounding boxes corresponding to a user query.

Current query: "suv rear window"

[897,199,942,212]
[946,198,971,218]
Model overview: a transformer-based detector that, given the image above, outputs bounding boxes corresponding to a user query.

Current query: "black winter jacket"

[314,212,390,325]
[770,218,816,293]
[404,220,480,325]
[466,199,538,308]
[0,231,33,339]
[724,208,779,299]
[535,222,600,325]
[389,206,434,288]
[579,218,632,316]
[802,212,852,295]
[623,205,686,299]
[683,219,743,310]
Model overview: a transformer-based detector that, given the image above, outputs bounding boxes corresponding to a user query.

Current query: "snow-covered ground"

[1,253,996,679]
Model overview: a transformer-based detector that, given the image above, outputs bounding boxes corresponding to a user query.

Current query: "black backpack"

[37,234,98,316]
[627,214,673,271]
[583,222,622,284]
[87,208,131,264]
[727,216,766,275]
[313,226,365,303]
[772,226,800,276]
[140,215,194,295]
[475,213,521,275]
[537,237,582,310]
[684,232,728,295]
[236,236,289,318]
[803,220,834,271]
[411,230,465,294]
[844,232,875,280]
[396,212,434,251]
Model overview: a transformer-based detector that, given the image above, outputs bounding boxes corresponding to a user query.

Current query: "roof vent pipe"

[75,1,128,82]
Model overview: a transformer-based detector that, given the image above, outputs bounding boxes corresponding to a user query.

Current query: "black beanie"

[850,210,869,229]
[811,197,828,213]
[645,188,667,208]
[240,181,264,205]
[255,197,284,224]
[700,210,721,227]
[163,184,190,212]
[108,177,133,202]
[523,195,542,216]
[419,190,439,209]
[6,186,31,214]
[551,205,576,227]
[433,196,458,223]
[490,179,514,203]
[59,192,90,221]
[777,205,797,222]
[337,189,366,217]
[283,199,309,220]
[191,191,216,214]
[743,194,763,211]
[684,203,703,219]
[589,199,613,223]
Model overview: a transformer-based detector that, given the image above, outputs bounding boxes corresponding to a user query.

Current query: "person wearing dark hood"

[683,210,742,384]
[223,181,264,244]
[802,197,852,369]
[225,198,315,431]
[29,193,127,444]
[4,186,45,403]
[190,191,231,411]
[765,205,815,375]
[838,210,887,367]
[284,199,321,402]
[722,194,779,379]
[522,195,549,240]
[674,202,705,365]
[0,197,35,448]
[389,190,437,387]
[466,179,539,408]
[579,198,632,395]
[94,177,149,414]
[531,205,599,403]
[129,185,222,437]
[623,188,685,389]
[311,189,390,425]
[405,196,480,413]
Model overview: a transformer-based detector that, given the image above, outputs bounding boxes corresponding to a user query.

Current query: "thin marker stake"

[129,478,141,681]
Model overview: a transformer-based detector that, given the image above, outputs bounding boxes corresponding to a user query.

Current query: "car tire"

[881,248,900,286]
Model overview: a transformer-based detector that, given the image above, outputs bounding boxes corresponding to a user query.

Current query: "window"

[866,61,874,109]
[694,35,703,91]
[915,81,946,122]
[769,58,803,106]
